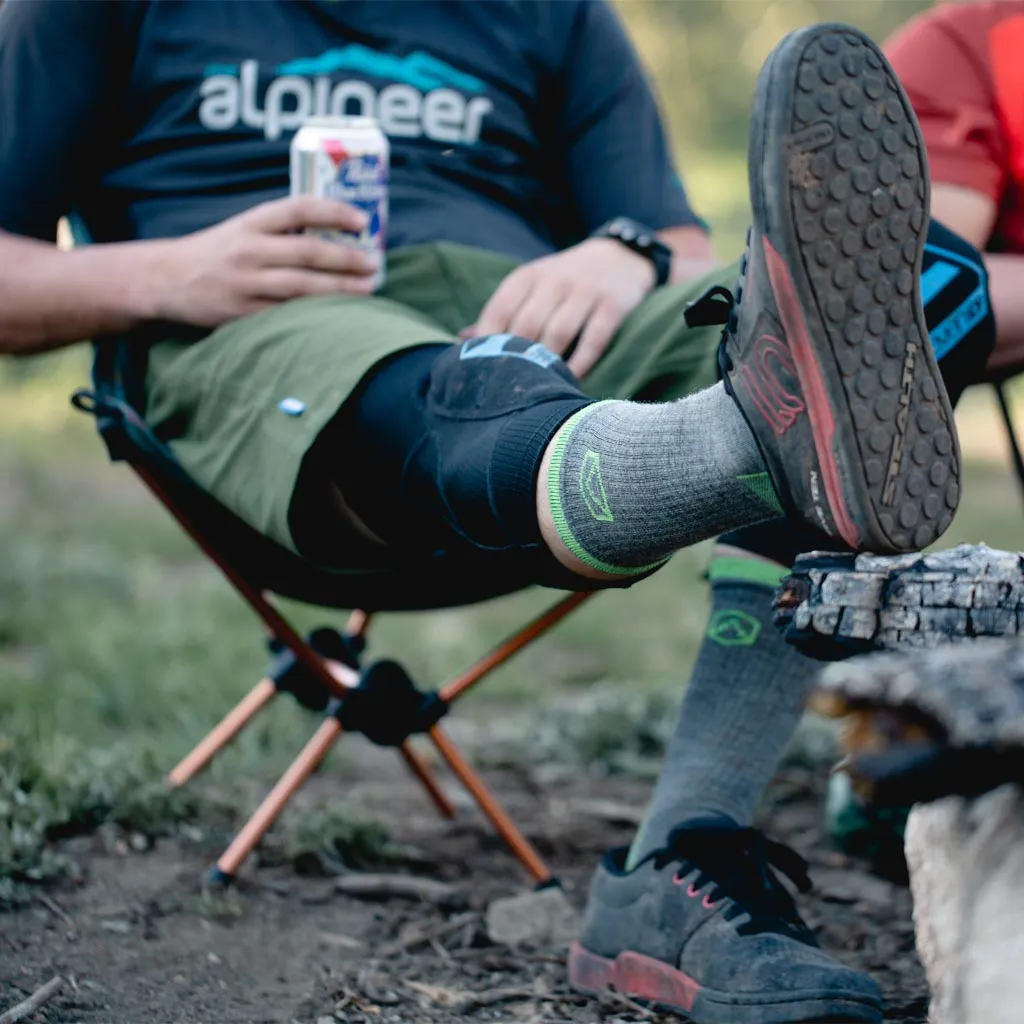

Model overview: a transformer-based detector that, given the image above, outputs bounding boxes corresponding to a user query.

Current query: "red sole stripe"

[761,236,861,549]
[568,941,700,1014]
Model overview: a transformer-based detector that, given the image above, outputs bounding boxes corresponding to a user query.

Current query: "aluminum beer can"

[289,115,389,290]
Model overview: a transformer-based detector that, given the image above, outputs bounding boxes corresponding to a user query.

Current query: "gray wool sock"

[627,566,816,868]
[546,384,782,576]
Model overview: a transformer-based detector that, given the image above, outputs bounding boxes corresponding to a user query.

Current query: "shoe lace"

[651,821,815,941]
[683,284,735,331]
[682,227,751,378]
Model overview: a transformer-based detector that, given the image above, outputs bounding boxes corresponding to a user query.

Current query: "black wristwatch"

[590,217,673,287]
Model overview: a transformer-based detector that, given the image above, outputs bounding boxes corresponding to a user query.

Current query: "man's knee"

[429,334,584,411]
[423,336,593,548]
[338,335,591,554]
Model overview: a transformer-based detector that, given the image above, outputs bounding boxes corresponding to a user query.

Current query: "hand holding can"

[289,115,389,291]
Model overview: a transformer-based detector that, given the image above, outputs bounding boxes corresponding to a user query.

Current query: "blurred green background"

[2,0,1021,881]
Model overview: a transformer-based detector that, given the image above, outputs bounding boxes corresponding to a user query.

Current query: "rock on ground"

[485,884,580,948]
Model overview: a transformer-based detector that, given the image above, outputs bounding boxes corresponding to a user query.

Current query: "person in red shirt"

[887,0,1024,372]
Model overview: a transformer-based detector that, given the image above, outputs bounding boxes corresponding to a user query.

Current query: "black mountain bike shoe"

[692,23,960,554]
[569,816,882,1023]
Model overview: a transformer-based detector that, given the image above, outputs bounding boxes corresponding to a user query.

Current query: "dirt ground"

[1,744,929,1024]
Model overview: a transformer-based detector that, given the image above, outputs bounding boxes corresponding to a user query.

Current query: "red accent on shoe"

[739,332,807,435]
[761,236,860,549]
[568,941,701,1014]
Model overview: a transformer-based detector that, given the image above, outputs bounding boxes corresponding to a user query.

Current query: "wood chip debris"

[334,872,465,908]
[0,976,66,1024]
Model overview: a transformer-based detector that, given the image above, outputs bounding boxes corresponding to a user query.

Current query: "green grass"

[2,352,1023,889]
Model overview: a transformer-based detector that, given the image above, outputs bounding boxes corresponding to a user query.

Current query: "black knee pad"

[338,335,591,556]
[419,335,592,548]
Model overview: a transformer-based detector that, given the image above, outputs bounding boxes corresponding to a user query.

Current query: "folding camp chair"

[71,340,594,889]
[69,354,1024,892]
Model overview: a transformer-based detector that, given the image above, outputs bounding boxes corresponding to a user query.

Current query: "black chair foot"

[203,865,235,889]
[534,875,562,892]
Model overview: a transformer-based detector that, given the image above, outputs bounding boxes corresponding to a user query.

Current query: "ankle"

[537,405,637,581]
[538,388,779,580]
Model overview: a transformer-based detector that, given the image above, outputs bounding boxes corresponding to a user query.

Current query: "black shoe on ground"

[688,23,960,554]
[569,816,882,1024]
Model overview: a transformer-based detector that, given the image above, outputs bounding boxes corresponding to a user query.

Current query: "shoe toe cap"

[693,929,882,1005]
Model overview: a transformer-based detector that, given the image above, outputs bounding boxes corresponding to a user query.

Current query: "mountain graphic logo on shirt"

[198,44,493,142]
[276,46,486,92]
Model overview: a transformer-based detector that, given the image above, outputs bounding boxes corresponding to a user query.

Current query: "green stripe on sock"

[706,555,787,588]
[737,472,783,514]
[546,402,665,578]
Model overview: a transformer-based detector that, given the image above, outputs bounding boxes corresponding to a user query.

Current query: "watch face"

[614,219,656,251]
[599,219,670,284]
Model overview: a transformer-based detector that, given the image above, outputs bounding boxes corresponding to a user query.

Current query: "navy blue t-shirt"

[0,0,700,261]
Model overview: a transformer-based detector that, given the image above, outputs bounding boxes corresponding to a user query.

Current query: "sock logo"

[707,609,762,646]
[579,450,614,522]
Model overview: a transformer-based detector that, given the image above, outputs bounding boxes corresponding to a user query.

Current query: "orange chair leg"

[214,717,343,881]
[429,725,552,885]
[167,678,278,787]
[399,742,457,819]
[440,591,592,703]
[134,465,349,702]
[135,463,555,880]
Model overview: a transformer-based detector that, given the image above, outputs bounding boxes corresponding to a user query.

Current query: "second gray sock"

[628,574,817,867]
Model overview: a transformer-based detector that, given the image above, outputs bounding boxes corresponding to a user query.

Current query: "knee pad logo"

[460,333,562,369]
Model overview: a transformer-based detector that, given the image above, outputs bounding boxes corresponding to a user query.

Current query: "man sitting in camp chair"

[0,2,1002,1022]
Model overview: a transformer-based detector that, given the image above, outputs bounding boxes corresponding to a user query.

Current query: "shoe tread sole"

[775,27,960,551]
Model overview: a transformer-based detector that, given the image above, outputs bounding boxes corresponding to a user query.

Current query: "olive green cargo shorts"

[145,242,735,560]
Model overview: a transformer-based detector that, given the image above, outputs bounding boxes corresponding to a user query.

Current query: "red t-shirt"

[886,1,1024,254]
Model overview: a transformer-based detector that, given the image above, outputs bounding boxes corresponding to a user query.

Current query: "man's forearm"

[984,253,1024,375]
[0,231,168,355]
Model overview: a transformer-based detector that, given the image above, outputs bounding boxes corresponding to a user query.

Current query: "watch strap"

[591,217,672,287]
